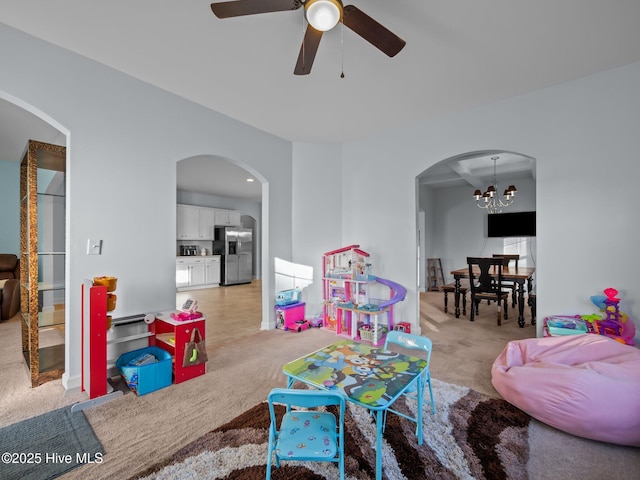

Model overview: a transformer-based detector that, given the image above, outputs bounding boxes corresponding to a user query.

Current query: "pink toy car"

[290,319,310,333]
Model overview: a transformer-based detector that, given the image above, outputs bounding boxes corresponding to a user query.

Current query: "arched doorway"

[175,155,265,343]
[0,94,69,387]
[416,150,537,331]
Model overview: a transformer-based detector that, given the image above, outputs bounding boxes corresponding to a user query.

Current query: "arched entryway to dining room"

[415,150,537,333]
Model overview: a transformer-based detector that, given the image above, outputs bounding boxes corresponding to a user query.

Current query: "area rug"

[131,379,530,480]
[0,406,104,480]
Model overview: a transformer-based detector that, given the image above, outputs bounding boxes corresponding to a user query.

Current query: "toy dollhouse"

[322,245,406,345]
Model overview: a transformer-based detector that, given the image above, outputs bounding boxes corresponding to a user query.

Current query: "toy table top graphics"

[283,339,428,480]
[283,339,427,409]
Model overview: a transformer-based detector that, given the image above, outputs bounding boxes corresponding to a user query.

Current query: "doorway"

[416,150,537,327]
[175,155,263,324]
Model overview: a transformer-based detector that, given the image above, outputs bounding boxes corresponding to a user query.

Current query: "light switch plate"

[87,238,102,255]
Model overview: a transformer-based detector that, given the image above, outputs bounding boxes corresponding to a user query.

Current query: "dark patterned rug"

[131,379,530,480]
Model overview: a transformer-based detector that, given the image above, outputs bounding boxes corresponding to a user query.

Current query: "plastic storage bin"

[116,346,172,396]
[359,324,388,344]
[544,316,589,336]
[276,288,301,306]
[275,302,306,330]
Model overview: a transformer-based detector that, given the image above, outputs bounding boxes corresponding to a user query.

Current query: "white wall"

[0,160,20,254]
[327,61,640,337]
[0,24,293,390]
[291,143,343,316]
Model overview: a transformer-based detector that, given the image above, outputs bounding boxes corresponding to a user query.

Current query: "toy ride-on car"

[291,319,310,333]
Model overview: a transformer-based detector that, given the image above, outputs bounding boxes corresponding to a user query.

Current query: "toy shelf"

[73,279,153,412]
[155,332,175,346]
[148,311,206,384]
[338,305,391,346]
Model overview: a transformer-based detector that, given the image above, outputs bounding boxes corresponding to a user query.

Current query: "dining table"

[450,265,535,327]
[282,339,428,480]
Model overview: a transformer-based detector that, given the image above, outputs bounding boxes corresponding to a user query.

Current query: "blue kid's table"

[282,339,428,480]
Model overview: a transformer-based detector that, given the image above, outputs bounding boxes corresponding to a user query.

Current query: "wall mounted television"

[487,211,536,237]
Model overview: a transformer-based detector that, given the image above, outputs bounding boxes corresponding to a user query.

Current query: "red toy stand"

[148,311,207,384]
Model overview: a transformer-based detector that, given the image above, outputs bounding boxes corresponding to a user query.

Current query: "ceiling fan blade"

[342,5,406,57]
[211,0,302,19]
[294,25,323,75]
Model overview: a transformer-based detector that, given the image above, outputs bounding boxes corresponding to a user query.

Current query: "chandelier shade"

[473,157,517,214]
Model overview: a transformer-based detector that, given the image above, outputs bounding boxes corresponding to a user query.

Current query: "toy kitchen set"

[176,204,252,290]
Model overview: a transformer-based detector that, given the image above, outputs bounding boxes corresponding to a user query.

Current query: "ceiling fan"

[210,0,406,75]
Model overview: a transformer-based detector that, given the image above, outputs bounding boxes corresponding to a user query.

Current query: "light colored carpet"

[1,293,639,479]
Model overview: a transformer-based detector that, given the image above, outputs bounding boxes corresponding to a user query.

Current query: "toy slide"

[372,276,407,309]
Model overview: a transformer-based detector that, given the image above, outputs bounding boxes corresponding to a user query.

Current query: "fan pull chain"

[340,22,345,78]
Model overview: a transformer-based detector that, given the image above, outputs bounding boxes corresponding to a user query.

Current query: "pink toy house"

[322,245,406,345]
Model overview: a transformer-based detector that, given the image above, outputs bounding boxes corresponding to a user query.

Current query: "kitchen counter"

[176,256,221,290]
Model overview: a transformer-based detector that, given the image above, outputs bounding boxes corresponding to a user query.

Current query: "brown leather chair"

[0,254,21,321]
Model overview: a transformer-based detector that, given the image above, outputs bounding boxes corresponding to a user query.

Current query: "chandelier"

[473,156,517,214]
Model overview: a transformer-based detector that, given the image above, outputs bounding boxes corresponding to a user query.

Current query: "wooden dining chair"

[528,274,536,324]
[467,257,509,326]
[492,254,520,308]
[441,280,468,315]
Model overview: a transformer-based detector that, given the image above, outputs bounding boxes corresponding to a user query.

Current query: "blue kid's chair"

[383,330,436,432]
[266,388,346,480]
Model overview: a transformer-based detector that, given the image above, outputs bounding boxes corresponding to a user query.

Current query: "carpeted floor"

[0,406,103,480]
[130,379,530,480]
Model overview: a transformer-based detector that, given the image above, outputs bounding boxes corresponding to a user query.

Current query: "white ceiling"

[2,0,640,199]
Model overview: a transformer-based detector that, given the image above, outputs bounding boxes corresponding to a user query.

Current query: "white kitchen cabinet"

[177,256,221,291]
[177,204,199,240]
[176,257,206,289]
[176,259,190,288]
[190,258,206,286]
[177,204,215,240]
[214,209,241,227]
[205,256,221,285]
[198,207,215,240]
[228,211,241,227]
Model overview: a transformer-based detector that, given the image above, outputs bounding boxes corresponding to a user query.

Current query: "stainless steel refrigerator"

[214,227,253,285]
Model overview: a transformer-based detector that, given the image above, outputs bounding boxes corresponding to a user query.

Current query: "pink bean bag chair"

[491,334,640,446]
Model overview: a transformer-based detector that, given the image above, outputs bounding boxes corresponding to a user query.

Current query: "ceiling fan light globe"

[306,0,341,31]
